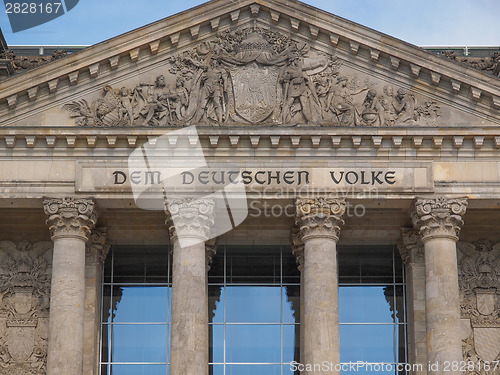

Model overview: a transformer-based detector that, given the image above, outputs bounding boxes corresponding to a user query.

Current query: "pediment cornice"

[0,0,499,121]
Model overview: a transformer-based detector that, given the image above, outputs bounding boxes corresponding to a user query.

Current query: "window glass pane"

[283,285,300,324]
[210,364,224,375]
[102,285,112,323]
[395,285,405,324]
[339,286,395,323]
[283,363,301,375]
[226,286,281,323]
[210,324,224,364]
[394,252,404,284]
[226,246,280,283]
[226,325,281,363]
[340,324,397,363]
[103,255,112,283]
[112,247,169,283]
[341,364,397,374]
[283,324,299,365]
[112,286,170,323]
[101,324,109,363]
[110,364,167,375]
[282,246,300,283]
[111,324,168,363]
[226,365,281,375]
[209,286,224,324]
[397,323,407,365]
[338,246,394,284]
[208,251,224,284]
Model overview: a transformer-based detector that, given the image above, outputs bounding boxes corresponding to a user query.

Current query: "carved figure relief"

[0,241,52,375]
[63,27,441,127]
[458,240,500,373]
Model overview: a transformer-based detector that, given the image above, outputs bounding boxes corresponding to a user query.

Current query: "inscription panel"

[75,161,434,195]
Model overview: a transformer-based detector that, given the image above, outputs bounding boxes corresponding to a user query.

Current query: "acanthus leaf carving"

[290,227,304,271]
[85,227,111,264]
[63,27,441,128]
[0,241,52,375]
[164,197,215,244]
[397,227,424,264]
[411,197,468,242]
[43,197,97,241]
[205,238,218,271]
[295,197,346,242]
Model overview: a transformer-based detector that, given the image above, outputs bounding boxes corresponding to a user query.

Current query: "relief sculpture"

[0,241,52,375]
[63,27,441,127]
[457,240,500,374]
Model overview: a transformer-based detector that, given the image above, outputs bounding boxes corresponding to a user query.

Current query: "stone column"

[165,197,215,375]
[411,197,468,375]
[44,197,97,375]
[295,197,346,374]
[290,228,305,365]
[83,228,110,375]
[398,228,427,375]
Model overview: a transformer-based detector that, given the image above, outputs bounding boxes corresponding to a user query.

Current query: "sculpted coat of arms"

[0,241,52,375]
[458,240,500,374]
[63,27,440,127]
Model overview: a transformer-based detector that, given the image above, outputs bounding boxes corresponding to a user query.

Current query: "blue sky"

[1,0,499,47]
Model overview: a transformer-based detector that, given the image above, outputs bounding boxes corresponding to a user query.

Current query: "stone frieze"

[63,27,441,127]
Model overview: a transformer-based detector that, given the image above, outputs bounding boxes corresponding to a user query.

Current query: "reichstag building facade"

[0,0,499,374]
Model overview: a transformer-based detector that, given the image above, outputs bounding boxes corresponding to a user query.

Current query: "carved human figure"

[315,75,335,114]
[137,75,169,126]
[118,87,136,124]
[360,89,384,126]
[393,88,416,123]
[194,59,229,124]
[330,76,367,126]
[165,77,189,123]
[280,54,322,123]
[380,85,397,126]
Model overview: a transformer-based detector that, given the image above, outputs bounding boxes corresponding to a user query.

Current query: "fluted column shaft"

[295,198,346,375]
[44,197,97,375]
[412,197,468,375]
[165,198,214,375]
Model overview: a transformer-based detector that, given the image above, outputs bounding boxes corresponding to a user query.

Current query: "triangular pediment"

[1,0,499,128]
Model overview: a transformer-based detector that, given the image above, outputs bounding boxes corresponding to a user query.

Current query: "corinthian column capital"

[85,227,111,264]
[44,197,97,241]
[411,197,468,243]
[398,227,424,264]
[164,197,215,245]
[295,197,346,242]
[290,227,304,271]
[205,238,218,271]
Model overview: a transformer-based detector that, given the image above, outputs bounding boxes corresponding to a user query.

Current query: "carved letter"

[330,171,344,184]
[297,171,310,185]
[371,171,383,185]
[385,171,396,185]
[182,171,194,185]
[130,171,141,185]
[113,171,127,185]
[345,171,359,184]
